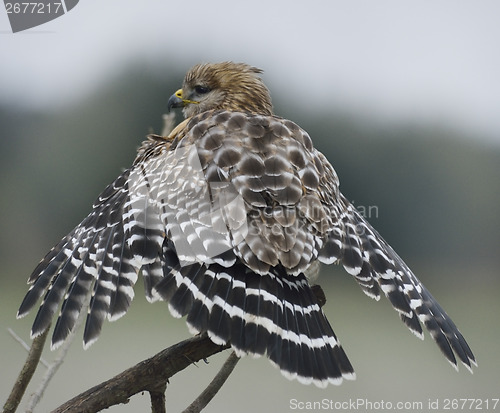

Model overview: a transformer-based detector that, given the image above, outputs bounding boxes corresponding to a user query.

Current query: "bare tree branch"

[182,351,240,413]
[51,334,230,413]
[149,381,167,413]
[26,298,90,412]
[3,326,50,413]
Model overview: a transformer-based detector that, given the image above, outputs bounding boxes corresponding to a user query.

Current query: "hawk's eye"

[194,85,210,95]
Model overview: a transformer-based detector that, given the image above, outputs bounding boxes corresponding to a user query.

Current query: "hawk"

[18,62,475,387]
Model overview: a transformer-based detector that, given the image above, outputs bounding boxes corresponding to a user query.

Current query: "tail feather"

[154,261,355,387]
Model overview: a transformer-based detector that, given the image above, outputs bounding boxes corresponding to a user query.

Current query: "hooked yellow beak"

[167,89,200,112]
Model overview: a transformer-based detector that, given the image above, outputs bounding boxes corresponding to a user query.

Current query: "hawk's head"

[167,62,273,118]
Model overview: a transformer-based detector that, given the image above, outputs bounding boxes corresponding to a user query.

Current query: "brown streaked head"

[167,62,273,118]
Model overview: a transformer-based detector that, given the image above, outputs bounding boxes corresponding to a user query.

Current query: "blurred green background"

[1,2,499,412]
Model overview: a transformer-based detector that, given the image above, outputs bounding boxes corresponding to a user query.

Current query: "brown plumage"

[177,62,273,117]
[18,62,475,388]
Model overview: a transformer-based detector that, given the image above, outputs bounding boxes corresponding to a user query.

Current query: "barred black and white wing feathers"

[17,161,167,349]
[318,194,476,371]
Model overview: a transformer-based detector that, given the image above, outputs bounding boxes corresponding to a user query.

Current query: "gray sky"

[1,0,499,144]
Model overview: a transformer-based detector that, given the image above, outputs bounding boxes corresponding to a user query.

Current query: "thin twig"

[2,325,50,413]
[182,351,240,413]
[26,299,90,413]
[7,328,50,368]
[161,112,177,136]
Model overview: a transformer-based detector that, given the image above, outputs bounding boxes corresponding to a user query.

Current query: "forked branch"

[51,334,230,413]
